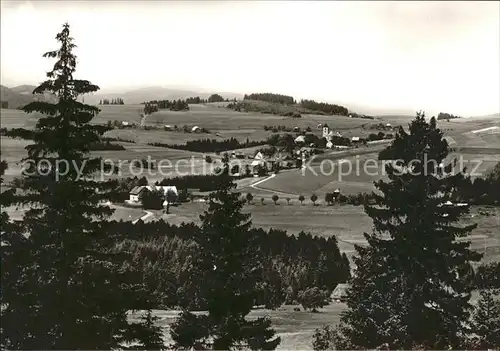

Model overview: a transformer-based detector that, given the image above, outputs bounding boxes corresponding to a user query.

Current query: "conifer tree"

[318,113,482,349]
[0,160,14,228]
[0,23,163,349]
[170,179,280,350]
[470,288,500,349]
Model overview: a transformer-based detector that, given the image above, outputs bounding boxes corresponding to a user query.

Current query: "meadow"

[143,202,498,350]
[2,103,499,350]
[1,104,406,145]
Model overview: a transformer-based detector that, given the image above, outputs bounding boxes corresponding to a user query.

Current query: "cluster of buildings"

[250,151,296,174]
[128,185,178,207]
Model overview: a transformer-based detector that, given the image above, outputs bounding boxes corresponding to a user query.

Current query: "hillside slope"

[83,86,243,105]
[1,85,57,109]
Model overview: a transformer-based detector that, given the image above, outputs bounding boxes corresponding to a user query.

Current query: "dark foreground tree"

[0,23,163,349]
[0,160,14,229]
[315,113,482,349]
[170,179,280,350]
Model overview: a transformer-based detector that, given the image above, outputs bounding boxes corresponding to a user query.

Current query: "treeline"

[437,112,461,120]
[111,220,351,309]
[99,98,124,105]
[1,101,8,109]
[379,153,500,207]
[142,99,189,113]
[149,137,268,153]
[367,131,393,141]
[264,125,311,133]
[186,96,207,104]
[244,93,296,105]
[300,99,349,116]
[157,173,244,192]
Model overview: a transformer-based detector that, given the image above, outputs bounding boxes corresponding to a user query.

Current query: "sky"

[1,1,499,116]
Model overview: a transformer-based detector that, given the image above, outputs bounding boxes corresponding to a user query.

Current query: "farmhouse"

[191,126,201,133]
[251,151,267,173]
[129,185,178,203]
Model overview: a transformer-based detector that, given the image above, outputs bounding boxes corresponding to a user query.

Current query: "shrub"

[297,287,331,312]
[272,194,279,205]
[230,164,240,175]
[299,195,305,205]
[246,193,254,204]
[310,194,318,205]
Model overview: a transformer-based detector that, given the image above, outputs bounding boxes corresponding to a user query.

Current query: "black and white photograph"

[1,1,499,349]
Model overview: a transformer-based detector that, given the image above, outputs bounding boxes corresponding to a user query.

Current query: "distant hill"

[0,85,57,109]
[82,86,243,105]
[1,84,242,107]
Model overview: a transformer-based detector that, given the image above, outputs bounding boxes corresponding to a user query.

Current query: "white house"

[254,151,264,160]
[251,151,267,173]
[191,126,201,133]
[294,135,306,144]
[351,136,360,142]
[326,141,333,149]
[129,186,144,202]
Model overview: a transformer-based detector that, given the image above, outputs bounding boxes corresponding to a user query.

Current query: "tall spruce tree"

[317,113,482,349]
[0,23,164,349]
[170,178,281,350]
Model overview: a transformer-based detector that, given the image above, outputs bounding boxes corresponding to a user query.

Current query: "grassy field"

[1,104,407,145]
[129,303,347,350]
[148,202,498,350]
[2,104,498,350]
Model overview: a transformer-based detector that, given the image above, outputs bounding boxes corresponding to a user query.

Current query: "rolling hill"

[0,85,57,109]
[82,86,243,105]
